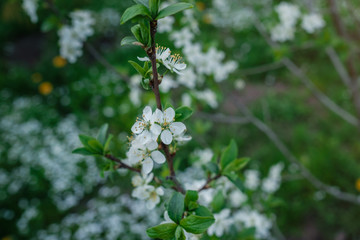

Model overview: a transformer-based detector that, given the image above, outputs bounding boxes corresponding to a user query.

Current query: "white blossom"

[301,13,325,34]
[22,0,38,23]
[244,169,260,190]
[207,209,233,237]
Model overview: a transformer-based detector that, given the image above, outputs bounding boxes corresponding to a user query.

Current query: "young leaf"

[175,106,193,122]
[131,24,143,43]
[180,215,215,234]
[220,139,238,169]
[225,172,245,191]
[88,139,104,154]
[133,0,149,7]
[156,3,193,20]
[149,0,160,17]
[78,135,94,149]
[205,162,219,174]
[141,78,152,90]
[146,223,177,239]
[175,226,185,240]
[104,134,113,153]
[195,205,213,217]
[97,124,108,146]
[167,192,185,224]
[211,190,225,213]
[129,60,146,76]
[120,4,152,24]
[72,147,95,156]
[121,36,138,46]
[223,157,250,174]
[185,190,198,207]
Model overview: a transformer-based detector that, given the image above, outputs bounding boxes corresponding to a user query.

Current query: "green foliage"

[175,106,193,122]
[220,139,238,170]
[167,192,185,224]
[156,3,193,20]
[184,190,199,210]
[146,223,178,239]
[121,36,138,46]
[180,215,215,234]
[211,190,225,213]
[120,4,152,24]
[149,0,160,18]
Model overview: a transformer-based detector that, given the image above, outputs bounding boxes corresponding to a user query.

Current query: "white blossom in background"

[271,2,300,42]
[234,208,272,239]
[193,148,213,167]
[229,190,248,208]
[207,209,233,237]
[275,2,300,27]
[160,75,179,93]
[301,13,325,33]
[22,0,38,23]
[129,75,142,106]
[58,10,95,63]
[244,169,260,190]
[195,90,218,108]
[261,163,284,194]
[158,16,175,33]
[170,27,194,48]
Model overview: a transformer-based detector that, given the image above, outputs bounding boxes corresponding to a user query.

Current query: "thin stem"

[198,174,222,192]
[147,20,185,194]
[105,154,141,173]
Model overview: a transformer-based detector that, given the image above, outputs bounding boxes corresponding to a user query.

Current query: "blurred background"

[1,0,360,239]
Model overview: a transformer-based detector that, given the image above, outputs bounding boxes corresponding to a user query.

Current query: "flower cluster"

[22,0,38,23]
[271,2,325,42]
[131,173,164,210]
[138,46,187,75]
[128,106,190,174]
[58,10,95,63]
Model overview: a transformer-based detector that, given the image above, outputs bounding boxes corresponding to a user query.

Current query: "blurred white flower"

[229,190,247,208]
[244,169,260,190]
[22,0,38,23]
[158,16,175,33]
[261,163,284,194]
[207,209,233,237]
[301,13,325,34]
[170,27,194,48]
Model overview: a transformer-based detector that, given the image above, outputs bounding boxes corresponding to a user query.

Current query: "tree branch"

[147,20,185,194]
[105,154,141,173]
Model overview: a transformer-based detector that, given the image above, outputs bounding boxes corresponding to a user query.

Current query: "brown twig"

[198,174,222,192]
[105,154,141,173]
[146,19,185,194]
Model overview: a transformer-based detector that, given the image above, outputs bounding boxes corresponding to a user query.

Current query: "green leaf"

[149,0,160,17]
[88,139,104,154]
[180,215,215,234]
[223,157,250,174]
[141,78,151,90]
[78,135,94,149]
[220,139,238,169]
[139,19,151,47]
[211,190,225,213]
[129,60,146,76]
[104,134,113,153]
[195,205,213,217]
[146,223,177,239]
[225,172,245,191]
[175,226,185,240]
[167,192,185,224]
[185,190,198,207]
[120,4,152,24]
[156,3,193,20]
[188,201,199,211]
[131,24,143,43]
[41,16,58,32]
[121,36,138,46]
[97,124,108,146]
[72,147,95,156]
[175,106,193,122]
[205,162,219,174]
[133,0,149,7]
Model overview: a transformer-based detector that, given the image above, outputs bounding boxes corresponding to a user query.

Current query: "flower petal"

[146,140,158,151]
[160,130,173,145]
[169,122,186,135]
[142,157,154,175]
[156,187,164,196]
[131,121,144,134]
[151,109,164,124]
[151,150,166,164]
[150,124,162,139]
[164,107,175,123]
[142,106,153,122]
[175,63,187,70]
[138,56,150,62]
